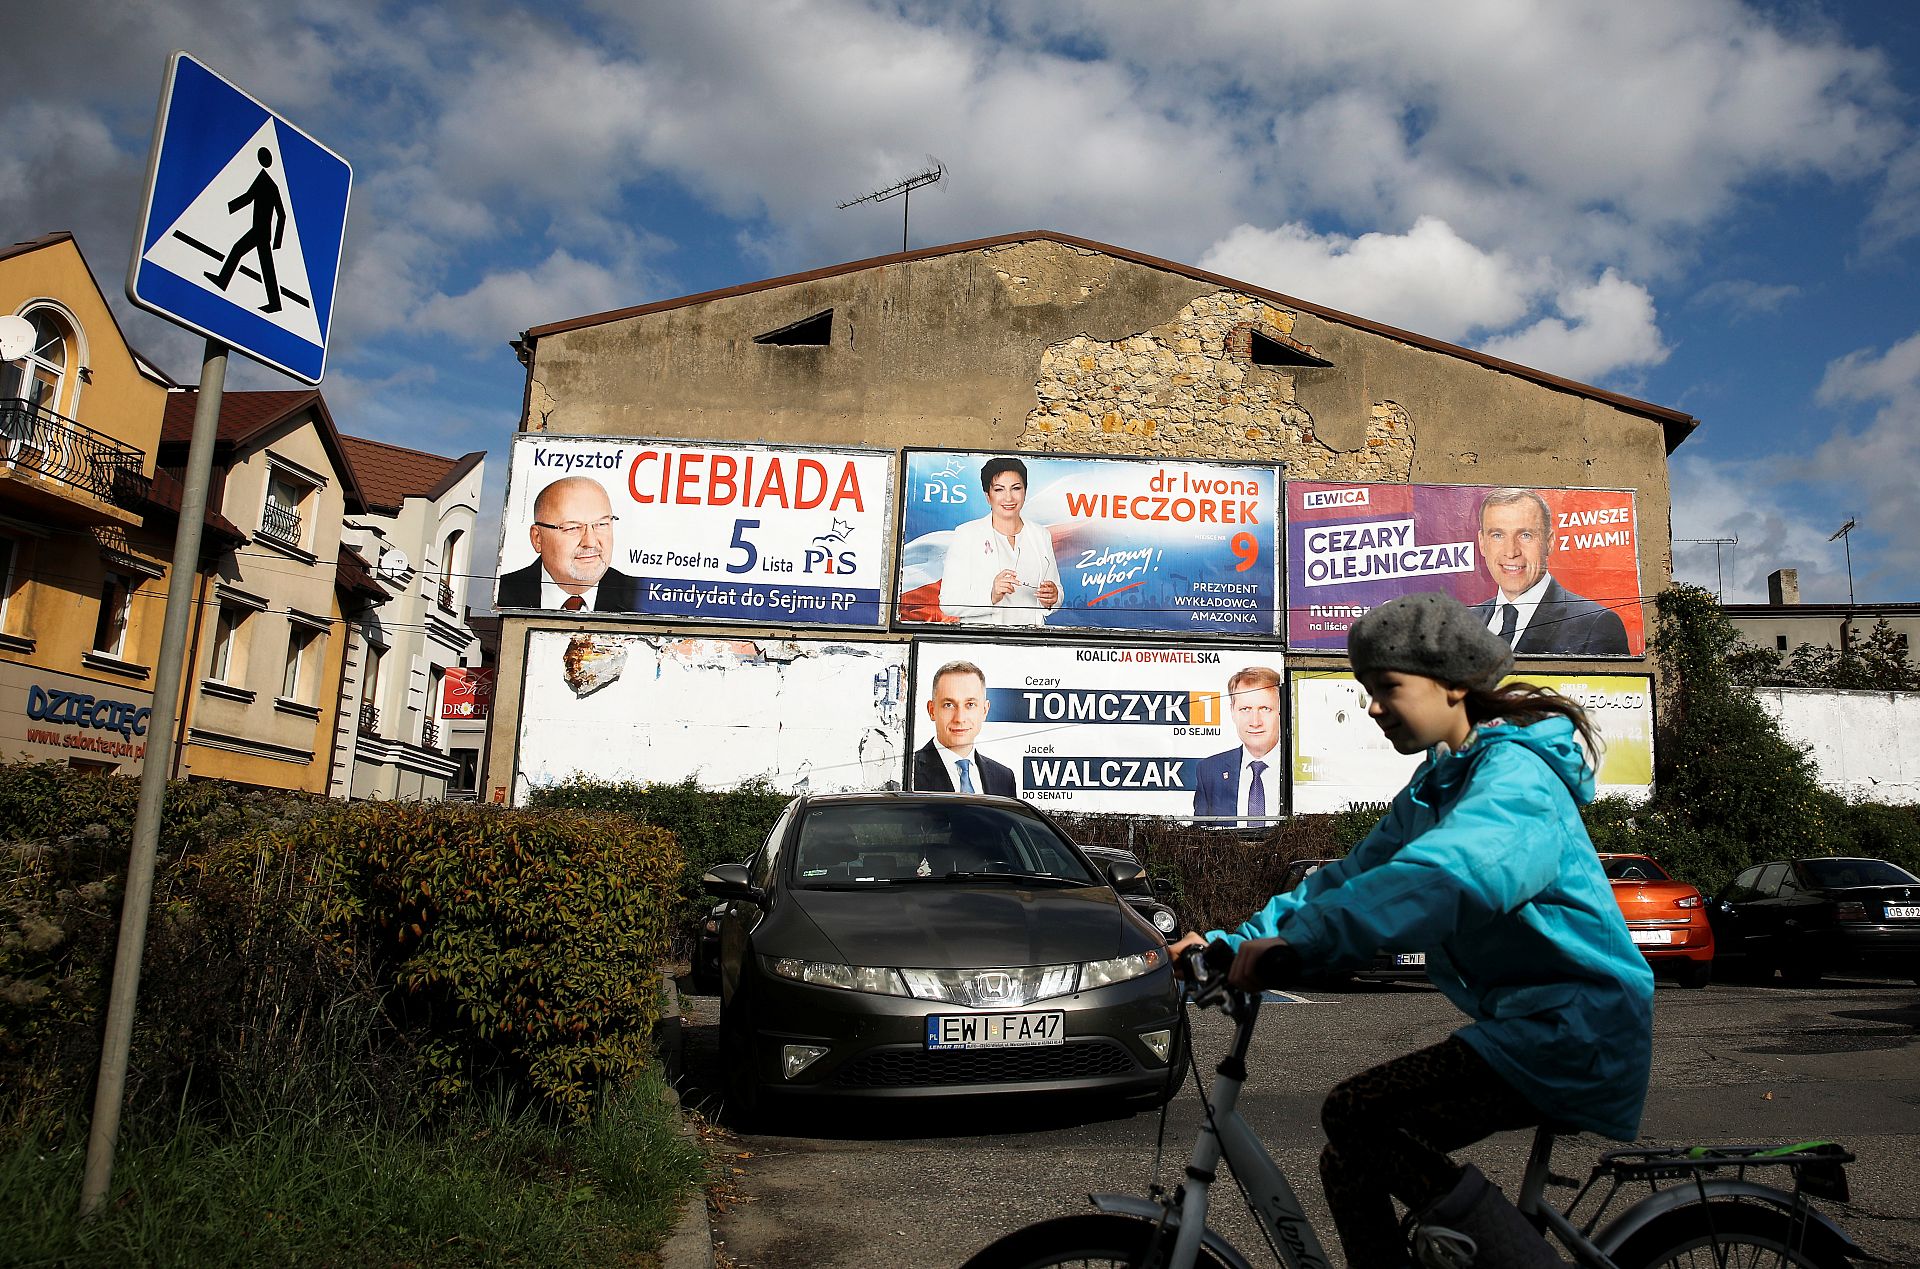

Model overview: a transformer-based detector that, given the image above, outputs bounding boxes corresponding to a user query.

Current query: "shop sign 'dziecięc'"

[495,435,895,627]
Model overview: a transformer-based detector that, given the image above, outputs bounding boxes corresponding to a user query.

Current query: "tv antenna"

[1675,536,1738,600]
[838,161,944,252]
[1828,517,1858,605]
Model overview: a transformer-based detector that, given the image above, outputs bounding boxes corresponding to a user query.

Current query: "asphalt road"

[678,973,1920,1267]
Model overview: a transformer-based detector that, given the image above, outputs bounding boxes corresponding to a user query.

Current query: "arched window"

[2,311,72,414]
[439,528,464,612]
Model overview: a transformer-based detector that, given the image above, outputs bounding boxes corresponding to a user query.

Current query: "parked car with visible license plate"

[704,792,1185,1124]
[1707,856,1920,985]
[1598,853,1714,987]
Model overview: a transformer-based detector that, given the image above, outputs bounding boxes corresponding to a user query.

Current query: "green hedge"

[524,776,787,950]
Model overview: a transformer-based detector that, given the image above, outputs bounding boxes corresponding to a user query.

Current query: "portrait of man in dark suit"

[1193,665,1283,827]
[496,474,641,612]
[912,659,1016,796]
[1469,488,1630,656]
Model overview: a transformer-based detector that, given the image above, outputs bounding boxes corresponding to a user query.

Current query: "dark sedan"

[705,792,1184,1123]
[1707,856,1920,985]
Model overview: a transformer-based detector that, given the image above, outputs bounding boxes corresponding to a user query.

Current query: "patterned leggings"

[1319,1036,1542,1267]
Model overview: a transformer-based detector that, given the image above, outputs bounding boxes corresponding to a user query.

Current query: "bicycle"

[962,944,1867,1268]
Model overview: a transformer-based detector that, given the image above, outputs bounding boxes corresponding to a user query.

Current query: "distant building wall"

[1751,687,1920,805]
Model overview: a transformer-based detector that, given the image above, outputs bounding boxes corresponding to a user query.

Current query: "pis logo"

[919,456,972,505]
[804,519,858,574]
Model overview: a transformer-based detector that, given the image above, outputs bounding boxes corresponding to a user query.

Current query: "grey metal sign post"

[81,51,349,1217]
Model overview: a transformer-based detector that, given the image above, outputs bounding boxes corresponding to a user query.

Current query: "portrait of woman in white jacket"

[938,456,1062,625]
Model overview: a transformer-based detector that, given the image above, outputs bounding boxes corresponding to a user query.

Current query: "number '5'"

[727,519,760,574]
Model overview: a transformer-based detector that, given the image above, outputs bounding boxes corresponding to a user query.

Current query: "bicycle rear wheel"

[1608,1198,1854,1268]
[959,1212,1235,1269]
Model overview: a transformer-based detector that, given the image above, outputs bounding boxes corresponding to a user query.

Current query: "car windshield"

[790,802,1099,887]
[1800,858,1920,888]
[1602,856,1671,882]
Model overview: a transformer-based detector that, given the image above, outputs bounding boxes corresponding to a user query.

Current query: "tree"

[1727,618,1920,691]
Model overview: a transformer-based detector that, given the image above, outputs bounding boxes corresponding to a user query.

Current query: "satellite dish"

[0,315,34,361]
[376,547,411,581]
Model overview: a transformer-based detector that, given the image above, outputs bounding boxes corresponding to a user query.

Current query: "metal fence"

[0,396,148,509]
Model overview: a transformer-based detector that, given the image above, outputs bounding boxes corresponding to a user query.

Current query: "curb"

[657,972,717,1269]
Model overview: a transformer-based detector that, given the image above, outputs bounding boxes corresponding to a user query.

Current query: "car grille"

[832,1039,1137,1088]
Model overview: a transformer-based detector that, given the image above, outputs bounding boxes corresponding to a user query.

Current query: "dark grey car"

[705,792,1184,1122]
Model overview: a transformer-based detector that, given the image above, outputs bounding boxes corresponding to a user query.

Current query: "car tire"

[1674,960,1712,989]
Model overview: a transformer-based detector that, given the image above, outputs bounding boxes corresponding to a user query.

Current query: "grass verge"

[1,1070,706,1268]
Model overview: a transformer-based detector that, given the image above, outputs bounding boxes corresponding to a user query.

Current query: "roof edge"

[516,229,1698,445]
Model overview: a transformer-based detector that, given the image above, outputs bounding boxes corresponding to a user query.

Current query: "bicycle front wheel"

[1608,1198,1855,1268]
[959,1212,1236,1269]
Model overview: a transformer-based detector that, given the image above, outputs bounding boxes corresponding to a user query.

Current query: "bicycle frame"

[1082,968,1864,1269]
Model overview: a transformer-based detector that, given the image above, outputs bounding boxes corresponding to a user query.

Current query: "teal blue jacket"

[1208,717,1654,1141]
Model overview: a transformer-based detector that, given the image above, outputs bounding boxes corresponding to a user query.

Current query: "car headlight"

[767,957,906,995]
[1080,948,1164,989]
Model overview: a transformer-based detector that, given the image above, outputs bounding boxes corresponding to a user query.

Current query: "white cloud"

[1476,270,1669,383]
[1668,454,1853,604]
[412,250,637,348]
[1198,217,1541,343]
[1689,279,1800,320]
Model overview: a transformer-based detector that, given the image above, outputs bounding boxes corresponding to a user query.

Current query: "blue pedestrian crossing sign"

[128,53,351,384]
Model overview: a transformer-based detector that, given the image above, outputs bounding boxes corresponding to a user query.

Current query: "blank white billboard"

[512,631,907,804]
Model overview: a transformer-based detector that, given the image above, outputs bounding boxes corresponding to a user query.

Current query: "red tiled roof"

[160,389,318,447]
[159,388,367,514]
[336,544,387,604]
[145,468,246,544]
[338,434,485,514]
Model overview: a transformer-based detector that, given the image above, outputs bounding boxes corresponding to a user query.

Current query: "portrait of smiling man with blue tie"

[1193,665,1284,828]
[912,659,1017,796]
[1468,488,1630,657]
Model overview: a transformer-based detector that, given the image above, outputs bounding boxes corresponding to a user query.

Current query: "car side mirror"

[703,862,765,903]
[1151,877,1176,901]
[1104,859,1148,891]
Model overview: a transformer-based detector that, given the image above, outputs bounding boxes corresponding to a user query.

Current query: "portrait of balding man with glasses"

[496,476,641,612]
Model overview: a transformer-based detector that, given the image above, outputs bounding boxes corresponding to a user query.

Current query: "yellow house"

[0,232,230,775]
[160,388,369,792]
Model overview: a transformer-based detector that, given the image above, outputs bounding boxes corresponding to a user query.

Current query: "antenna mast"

[1828,517,1858,605]
[838,162,944,252]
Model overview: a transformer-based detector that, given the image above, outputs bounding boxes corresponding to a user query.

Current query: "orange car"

[1599,853,1714,987]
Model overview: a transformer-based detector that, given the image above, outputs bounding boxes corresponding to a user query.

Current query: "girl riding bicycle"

[1170,591,1654,1267]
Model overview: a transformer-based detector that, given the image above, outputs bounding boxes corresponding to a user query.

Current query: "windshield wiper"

[937,870,1092,887]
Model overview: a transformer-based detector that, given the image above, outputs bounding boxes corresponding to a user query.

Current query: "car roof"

[795,790,1028,810]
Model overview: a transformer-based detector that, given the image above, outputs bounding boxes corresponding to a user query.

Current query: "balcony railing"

[261,499,303,546]
[0,396,149,510]
[421,719,440,750]
[438,578,455,612]
[359,701,380,737]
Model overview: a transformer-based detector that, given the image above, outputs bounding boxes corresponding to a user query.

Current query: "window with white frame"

[262,471,310,547]
[209,604,247,681]
[1,310,70,414]
[93,571,132,657]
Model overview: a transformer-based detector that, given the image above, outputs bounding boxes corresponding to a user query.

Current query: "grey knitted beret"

[1348,592,1513,689]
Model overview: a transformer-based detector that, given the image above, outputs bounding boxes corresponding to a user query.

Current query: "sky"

[7,0,1918,608]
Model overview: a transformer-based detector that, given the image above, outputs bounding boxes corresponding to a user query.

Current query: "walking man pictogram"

[205,147,286,313]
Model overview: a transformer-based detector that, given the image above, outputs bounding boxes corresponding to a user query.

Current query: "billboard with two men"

[1287,481,1645,657]
[908,640,1288,825]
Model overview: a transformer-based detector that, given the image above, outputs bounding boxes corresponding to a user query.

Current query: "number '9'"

[1230,532,1258,572]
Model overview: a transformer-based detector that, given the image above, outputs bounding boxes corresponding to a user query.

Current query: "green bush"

[276,802,684,1122]
[525,776,786,952]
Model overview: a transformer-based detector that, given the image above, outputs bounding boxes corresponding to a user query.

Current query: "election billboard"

[907,639,1287,821]
[897,450,1280,636]
[496,434,894,627]
[511,631,907,805]
[1286,482,1644,657]
[1288,669,1654,814]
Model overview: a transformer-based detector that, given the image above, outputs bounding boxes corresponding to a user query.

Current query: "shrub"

[525,776,786,952]
[276,802,685,1122]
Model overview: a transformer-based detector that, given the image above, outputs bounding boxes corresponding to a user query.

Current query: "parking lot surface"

[680,974,1920,1268]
